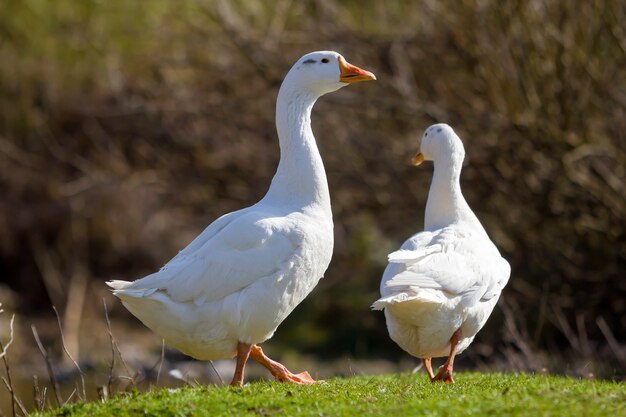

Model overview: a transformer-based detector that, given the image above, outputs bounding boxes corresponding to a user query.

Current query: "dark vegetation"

[0,0,625,413]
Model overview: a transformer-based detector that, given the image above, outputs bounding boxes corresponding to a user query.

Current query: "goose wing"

[110,208,302,304]
[382,226,510,308]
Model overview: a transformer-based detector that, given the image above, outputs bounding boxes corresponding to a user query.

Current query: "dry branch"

[208,360,225,386]
[1,376,27,416]
[31,325,62,407]
[53,305,87,401]
[0,307,24,417]
[0,313,14,360]
[596,317,626,367]
[103,299,137,394]
[33,375,47,412]
[156,339,165,386]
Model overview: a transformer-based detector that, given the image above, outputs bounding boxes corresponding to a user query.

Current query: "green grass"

[35,373,625,417]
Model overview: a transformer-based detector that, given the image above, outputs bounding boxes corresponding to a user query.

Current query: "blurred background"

[1,0,625,411]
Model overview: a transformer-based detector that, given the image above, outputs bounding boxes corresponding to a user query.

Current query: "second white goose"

[373,124,510,383]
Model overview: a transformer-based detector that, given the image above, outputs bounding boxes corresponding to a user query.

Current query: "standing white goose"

[373,124,510,383]
[108,51,375,386]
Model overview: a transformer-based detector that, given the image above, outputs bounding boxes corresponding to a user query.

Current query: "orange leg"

[423,358,435,380]
[230,342,252,387]
[250,345,317,384]
[432,328,461,384]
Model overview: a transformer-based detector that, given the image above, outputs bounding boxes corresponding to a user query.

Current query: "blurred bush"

[0,0,624,373]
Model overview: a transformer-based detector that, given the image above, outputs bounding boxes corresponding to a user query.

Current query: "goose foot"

[277,370,316,384]
[250,345,319,385]
[432,364,455,384]
[430,328,461,384]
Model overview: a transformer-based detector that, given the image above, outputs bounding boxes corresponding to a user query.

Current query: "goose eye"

[321,58,329,63]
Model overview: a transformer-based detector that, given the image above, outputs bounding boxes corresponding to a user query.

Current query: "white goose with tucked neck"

[108,51,375,387]
[373,124,510,383]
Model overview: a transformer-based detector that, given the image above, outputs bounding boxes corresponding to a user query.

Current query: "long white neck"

[262,82,331,214]
[424,153,486,234]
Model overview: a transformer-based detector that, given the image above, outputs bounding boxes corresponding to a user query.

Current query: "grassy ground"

[33,373,625,417]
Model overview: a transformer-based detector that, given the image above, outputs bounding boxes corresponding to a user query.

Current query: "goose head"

[283,51,376,96]
[411,123,465,166]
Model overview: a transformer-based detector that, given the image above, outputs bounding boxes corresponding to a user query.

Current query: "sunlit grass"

[35,373,626,417]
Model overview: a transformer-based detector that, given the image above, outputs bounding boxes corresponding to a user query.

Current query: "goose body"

[373,124,510,382]
[108,51,375,385]
[110,206,332,360]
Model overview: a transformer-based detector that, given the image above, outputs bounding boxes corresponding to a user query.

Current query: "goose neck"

[424,155,483,233]
[263,85,331,212]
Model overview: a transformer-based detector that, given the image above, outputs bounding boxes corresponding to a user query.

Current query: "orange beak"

[338,55,376,83]
[411,152,425,166]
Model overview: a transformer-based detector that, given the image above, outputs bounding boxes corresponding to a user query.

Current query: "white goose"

[108,51,375,386]
[373,124,510,383]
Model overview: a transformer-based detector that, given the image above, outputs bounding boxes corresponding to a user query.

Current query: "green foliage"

[35,373,626,417]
